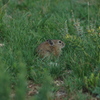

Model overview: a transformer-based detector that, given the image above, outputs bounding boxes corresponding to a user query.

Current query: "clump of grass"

[84,73,100,91]
[14,52,27,100]
[33,70,53,100]
[0,56,11,100]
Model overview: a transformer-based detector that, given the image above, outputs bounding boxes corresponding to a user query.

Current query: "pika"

[36,39,65,58]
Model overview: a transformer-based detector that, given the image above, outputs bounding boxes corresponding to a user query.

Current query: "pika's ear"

[46,40,54,45]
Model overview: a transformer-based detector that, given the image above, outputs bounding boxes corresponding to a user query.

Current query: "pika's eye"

[59,41,61,43]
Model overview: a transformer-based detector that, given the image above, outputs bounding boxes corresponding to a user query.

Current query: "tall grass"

[0,0,100,99]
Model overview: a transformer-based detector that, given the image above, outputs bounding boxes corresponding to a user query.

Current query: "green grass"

[0,0,100,99]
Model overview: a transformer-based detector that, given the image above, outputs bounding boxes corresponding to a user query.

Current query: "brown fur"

[36,40,65,58]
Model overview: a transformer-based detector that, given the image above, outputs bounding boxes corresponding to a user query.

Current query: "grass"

[0,0,100,100]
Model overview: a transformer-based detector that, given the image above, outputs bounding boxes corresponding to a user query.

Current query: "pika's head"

[47,39,65,49]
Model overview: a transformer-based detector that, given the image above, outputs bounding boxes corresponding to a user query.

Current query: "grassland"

[0,0,100,100]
